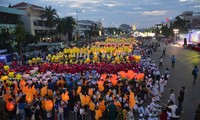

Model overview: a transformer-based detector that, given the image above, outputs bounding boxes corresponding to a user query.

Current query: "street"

[150,40,200,120]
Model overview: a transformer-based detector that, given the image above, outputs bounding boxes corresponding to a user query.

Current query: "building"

[0,6,25,34]
[178,11,200,29]
[77,20,102,37]
[11,2,55,36]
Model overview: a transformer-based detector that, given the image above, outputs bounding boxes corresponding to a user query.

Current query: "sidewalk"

[146,39,199,120]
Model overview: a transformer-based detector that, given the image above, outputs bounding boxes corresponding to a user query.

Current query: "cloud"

[42,0,103,8]
[179,0,192,2]
[140,10,168,16]
[104,1,124,8]
[194,5,200,8]
[133,7,143,10]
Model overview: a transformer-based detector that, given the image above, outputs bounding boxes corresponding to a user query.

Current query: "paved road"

[149,40,200,120]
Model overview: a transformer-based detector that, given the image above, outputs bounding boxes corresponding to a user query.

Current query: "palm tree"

[15,21,26,62]
[57,16,76,45]
[40,6,58,39]
[56,17,63,41]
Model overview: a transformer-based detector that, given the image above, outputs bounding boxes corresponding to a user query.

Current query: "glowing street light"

[173,29,179,43]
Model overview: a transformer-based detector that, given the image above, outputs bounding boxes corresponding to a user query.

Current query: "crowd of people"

[0,38,197,120]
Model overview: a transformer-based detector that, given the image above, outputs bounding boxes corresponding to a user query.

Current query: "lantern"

[118,71,127,79]
[85,95,91,105]
[1,76,8,81]
[80,94,86,106]
[3,65,9,71]
[129,91,136,109]
[20,80,26,86]
[93,55,98,61]
[45,100,53,111]
[61,91,69,101]
[41,86,47,97]
[88,88,93,96]
[89,102,95,111]
[114,56,120,63]
[6,102,14,111]
[98,84,104,92]
[99,100,106,112]
[85,58,90,63]
[8,72,14,78]
[26,94,33,103]
[95,109,102,120]
[15,74,22,80]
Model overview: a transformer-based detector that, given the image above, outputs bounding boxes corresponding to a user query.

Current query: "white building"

[77,20,102,37]
[11,2,55,36]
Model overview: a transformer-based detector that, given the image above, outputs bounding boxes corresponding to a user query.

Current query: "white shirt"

[168,105,179,118]
[169,93,176,104]
[80,108,86,115]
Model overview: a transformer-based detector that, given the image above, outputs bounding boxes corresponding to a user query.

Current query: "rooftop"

[0,6,26,15]
[11,2,44,9]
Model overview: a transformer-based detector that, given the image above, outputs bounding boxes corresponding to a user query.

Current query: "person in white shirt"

[79,106,86,120]
[168,101,180,120]
[169,89,176,105]
[159,76,167,96]
[126,108,134,120]
[138,113,145,120]
[144,105,152,117]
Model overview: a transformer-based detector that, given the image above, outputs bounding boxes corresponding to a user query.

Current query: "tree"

[15,21,26,62]
[40,6,58,38]
[173,16,190,33]
[56,17,63,41]
[58,16,76,43]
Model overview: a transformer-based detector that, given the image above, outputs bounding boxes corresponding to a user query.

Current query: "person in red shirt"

[160,108,168,120]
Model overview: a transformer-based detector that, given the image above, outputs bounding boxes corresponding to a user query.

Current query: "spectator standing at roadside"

[178,86,185,111]
[169,89,176,105]
[159,57,163,67]
[192,66,199,84]
[168,101,180,120]
[164,68,170,80]
[162,48,166,57]
[171,55,176,68]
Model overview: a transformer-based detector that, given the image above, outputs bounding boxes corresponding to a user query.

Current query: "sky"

[1,0,200,28]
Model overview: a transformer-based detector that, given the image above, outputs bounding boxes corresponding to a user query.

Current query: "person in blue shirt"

[171,55,176,68]
[18,97,27,120]
[192,66,199,84]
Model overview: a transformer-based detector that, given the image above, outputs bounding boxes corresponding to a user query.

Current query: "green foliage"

[15,21,25,43]
[161,17,190,37]
[41,6,58,30]
[173,16,190,33]
[57,17,76,41]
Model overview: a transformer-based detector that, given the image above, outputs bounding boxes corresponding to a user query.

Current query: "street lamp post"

[173,29,179,44]
[76,10,84,41]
